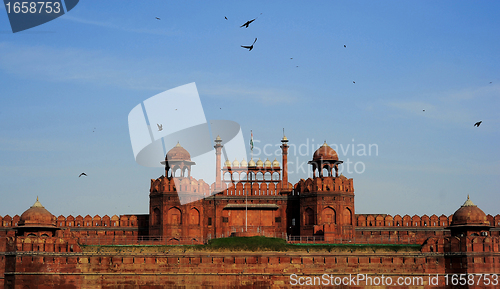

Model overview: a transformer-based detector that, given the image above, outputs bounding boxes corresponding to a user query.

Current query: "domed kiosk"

[308,141,343,177]
[161,142,196,179]
[448,195,491,237]
[16,197,59,237]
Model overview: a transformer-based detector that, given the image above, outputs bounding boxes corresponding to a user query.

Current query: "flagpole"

[247,130,253,233]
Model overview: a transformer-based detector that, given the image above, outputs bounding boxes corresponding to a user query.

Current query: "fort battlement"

[1,214,142,229]
[4,213,500,229]
[294,175,354,194]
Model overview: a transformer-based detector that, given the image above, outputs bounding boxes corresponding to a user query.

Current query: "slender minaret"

[214,135,223,190]
[280,135,289,190]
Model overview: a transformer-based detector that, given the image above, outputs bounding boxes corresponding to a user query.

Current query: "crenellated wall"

[150,175,211,197]
[5,233,82,253]
[294,175,354,194]
[0,214,144,228]
[356,214,453,228]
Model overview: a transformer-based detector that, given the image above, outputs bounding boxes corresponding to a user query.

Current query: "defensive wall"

[2,238,500,288]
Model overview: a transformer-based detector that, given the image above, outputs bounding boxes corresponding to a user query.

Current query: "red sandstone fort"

[1,136,499,288]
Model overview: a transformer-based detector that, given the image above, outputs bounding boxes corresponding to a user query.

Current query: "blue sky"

[0,1,498,219]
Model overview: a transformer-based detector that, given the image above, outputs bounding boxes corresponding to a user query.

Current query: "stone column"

[214,136,223,190]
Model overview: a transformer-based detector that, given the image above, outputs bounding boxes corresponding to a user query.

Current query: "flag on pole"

[250,130,254,151]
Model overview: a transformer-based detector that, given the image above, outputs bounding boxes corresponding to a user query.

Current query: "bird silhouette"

[155,17,160,20]
[353,81,355,84]
[474,121,482,127]
[157,124,163,131]
[225,16,228,20]
[241,38,257,51]
[423,110,425,112]
[344,45,346,48]
[79,173,87,177]
[240,19,255,28]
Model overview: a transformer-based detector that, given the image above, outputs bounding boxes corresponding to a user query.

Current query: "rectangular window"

[275,217,281,223]
[292,218,296,226]
[208,217,212,226]
[222,217,228,223]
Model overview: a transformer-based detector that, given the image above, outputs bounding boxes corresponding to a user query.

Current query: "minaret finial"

[37,196,38,201]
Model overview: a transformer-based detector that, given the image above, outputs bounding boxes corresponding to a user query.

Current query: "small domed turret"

[19,197,56,228]
[248,159,256,167]
[17,197,59,237]
[451,196,489,227]
[272,158,280,167]
[313,141,338,161]
[256,159,264,167]
[264,159,272,168]
[448,195,491,238]
[240,159,248,167]
[224,159,231,167]
[232,159,240,168]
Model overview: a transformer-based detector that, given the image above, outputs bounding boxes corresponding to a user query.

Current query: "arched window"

[168,207,182,225]
[190,208,200,225]
[322,207,335,224]
[305,208,314,225]
[322,168,329,177]
[343,208,352,225]
[153,208,161,225]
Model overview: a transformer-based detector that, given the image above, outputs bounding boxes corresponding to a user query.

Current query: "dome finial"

[462,195,476,207]
[32,197,44,208]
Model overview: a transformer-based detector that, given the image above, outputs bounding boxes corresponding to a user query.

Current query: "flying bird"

[225,16,228,20]
[474,121,482,127]
[155,17,160,20]
[240,19,255,28]
[344,45,346,48]
[157,124,163,131]
[353,81,355,84]
[423,110,425,112]
[79,173,87,177]
[241,38,257,51]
